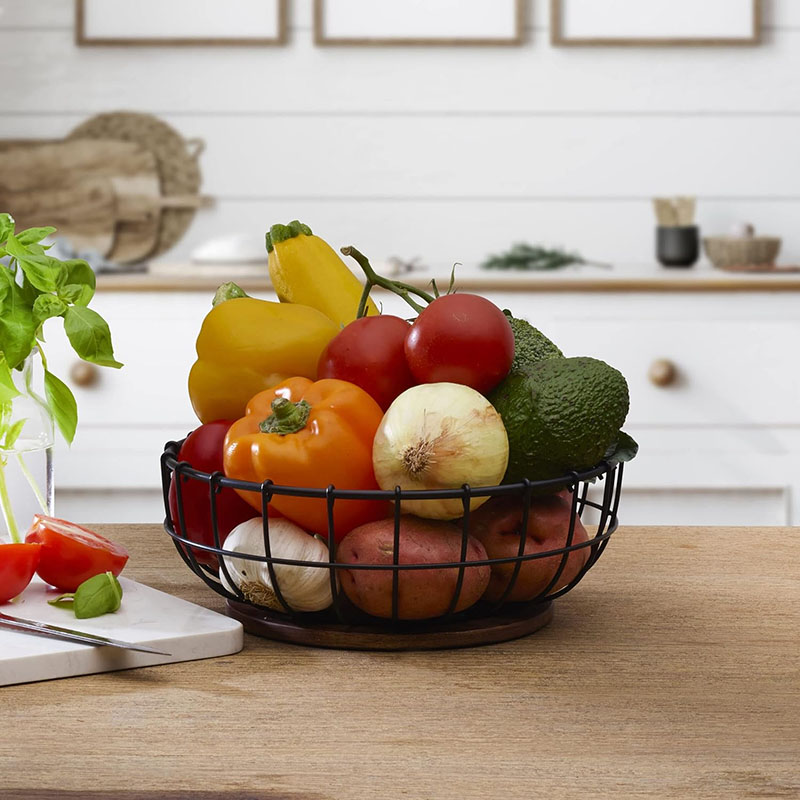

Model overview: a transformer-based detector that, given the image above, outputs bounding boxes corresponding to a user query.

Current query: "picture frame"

[551,0,760,47]
[76,0,287,47]
[314,0,524,47]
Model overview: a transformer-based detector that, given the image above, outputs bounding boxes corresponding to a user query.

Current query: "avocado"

[490,356,630,483]
[503,310,562,371]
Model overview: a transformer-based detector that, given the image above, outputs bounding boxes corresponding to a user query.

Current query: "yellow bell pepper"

[266,220,378,327]
[188,282,339,423]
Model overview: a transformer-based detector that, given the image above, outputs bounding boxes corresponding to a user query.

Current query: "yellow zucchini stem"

[340,246,436,319]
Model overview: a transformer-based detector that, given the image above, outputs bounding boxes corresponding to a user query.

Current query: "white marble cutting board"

[0,576,243,686]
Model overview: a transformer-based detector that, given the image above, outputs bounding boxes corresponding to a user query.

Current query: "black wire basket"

[161,439,623,650]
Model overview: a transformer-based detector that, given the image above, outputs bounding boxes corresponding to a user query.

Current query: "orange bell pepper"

[223,377,388,541]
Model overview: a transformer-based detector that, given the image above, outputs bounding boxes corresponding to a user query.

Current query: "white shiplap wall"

[1,0,798,269]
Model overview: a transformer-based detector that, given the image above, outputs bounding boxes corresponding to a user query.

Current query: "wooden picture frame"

[314,0,524,47]
[551,0,760,47]
[76,0,287,47]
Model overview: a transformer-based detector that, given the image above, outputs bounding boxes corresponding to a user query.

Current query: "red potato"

[337,515,490,620]
[467,493,590,603]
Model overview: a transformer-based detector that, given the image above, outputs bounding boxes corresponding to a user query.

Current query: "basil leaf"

[5,235,61,293]
[16,227,56,246]
[0,270,36,369]
[0,358,20,405]
[57,259,95,306]
[73,572,123,618]
[17,272,39,306]
[25,243,50,256]
[63,307,123,369]
[2,418,27,451]
[604,431,639,465]
[58,285,88,305]
[0,213,13,245]
[44,369,78,444]
[33,294,67,327]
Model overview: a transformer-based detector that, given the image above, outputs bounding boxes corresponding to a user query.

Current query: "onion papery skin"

[372,383,509,519]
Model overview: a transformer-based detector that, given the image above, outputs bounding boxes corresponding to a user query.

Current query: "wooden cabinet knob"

[70,361,99,388]
[648,359,677,387]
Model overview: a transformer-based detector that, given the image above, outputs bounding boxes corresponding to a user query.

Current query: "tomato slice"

[25,515,129,592]
[0,543,42,604]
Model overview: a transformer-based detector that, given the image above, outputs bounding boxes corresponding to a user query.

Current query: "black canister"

[656,225,699,268]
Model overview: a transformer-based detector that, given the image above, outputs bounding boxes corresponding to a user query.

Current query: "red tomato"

[25,516,128,592]
[0,543,42,603]
[168,420,259,565]
[317,315,416,410]
[404,294,515,394]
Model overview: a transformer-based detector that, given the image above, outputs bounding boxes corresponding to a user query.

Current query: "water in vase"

[0,355,55,543]
[0,441,54,542]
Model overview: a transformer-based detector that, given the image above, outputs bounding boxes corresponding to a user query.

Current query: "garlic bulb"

[372,382,509,519]
[219,518,332,612]
[729,221,755,239]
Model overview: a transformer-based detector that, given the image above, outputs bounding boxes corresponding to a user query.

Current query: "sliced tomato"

[0,543,42,604]
[25,515,129,592]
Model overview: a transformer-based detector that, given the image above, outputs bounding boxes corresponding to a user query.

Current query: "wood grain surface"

[95,271,800,294]
[2,525,799,799]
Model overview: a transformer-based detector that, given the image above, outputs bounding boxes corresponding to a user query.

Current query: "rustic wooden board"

[2,524,798,799]
[0,139,160,258]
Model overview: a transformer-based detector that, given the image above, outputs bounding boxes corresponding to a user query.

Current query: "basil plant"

[0,213,122,542]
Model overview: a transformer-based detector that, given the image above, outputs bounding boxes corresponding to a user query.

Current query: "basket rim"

[161,438,616,500]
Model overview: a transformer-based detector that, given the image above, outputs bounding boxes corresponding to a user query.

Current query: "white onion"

[372,382,509,519]
[219,518,332,612]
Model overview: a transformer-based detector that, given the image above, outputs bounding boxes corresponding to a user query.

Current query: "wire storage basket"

[161,439,623,650]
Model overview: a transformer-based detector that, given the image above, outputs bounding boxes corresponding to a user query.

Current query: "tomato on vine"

[338,246,514,396]
[404,294,515,395]
[317,315,416,410]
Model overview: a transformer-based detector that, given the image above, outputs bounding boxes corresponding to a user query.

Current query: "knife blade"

[0,611,172,656]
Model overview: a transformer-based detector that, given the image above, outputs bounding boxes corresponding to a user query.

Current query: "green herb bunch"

[0,212,122,448]
[481,243,611,271]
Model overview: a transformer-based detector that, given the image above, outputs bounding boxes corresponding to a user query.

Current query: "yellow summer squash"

[266,220,378,327]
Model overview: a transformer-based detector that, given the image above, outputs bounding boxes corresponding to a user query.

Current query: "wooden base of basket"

[226,599,554,651]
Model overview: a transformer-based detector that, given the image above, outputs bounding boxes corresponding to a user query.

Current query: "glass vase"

[0,354,54,544]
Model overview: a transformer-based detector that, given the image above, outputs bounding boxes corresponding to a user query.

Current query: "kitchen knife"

[0,611,171,656]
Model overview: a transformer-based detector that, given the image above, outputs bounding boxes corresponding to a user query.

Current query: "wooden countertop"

[96,268,800,293]
[3,524,799,799]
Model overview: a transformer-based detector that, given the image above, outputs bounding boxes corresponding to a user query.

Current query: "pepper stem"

[260,398,311,435]
[340,246,436,318]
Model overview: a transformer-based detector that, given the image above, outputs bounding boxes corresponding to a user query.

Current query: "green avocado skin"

[490,356,630,483]
[504,311,562,371]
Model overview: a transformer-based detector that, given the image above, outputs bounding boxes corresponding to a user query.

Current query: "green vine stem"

[340,246,436,318]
